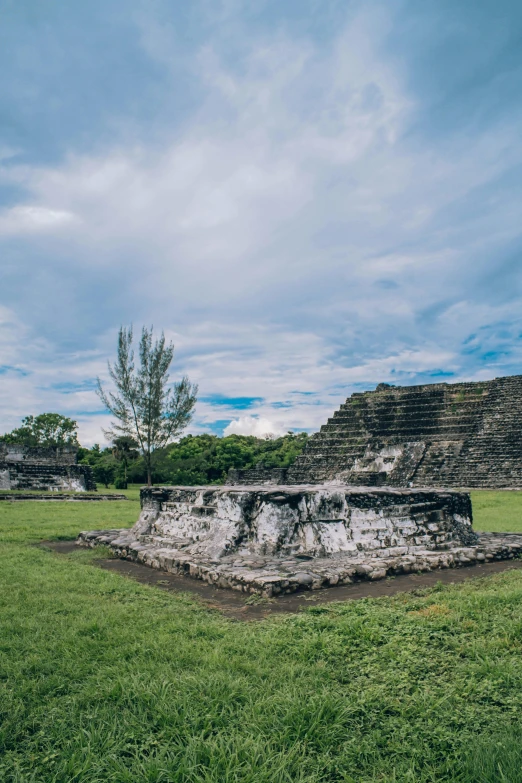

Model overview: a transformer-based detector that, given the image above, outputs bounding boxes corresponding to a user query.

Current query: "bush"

[82,432,310,487]
[93,458,116,488]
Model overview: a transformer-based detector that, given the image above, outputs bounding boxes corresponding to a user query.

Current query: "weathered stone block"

[77,484,522,594]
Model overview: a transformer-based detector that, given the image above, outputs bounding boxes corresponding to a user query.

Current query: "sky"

[1,0,522,445]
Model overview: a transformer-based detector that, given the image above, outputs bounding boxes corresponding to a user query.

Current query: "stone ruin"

[77,374,522,595]
[0,444,96,492]
[78,484,522,596]
[229,375,522,489]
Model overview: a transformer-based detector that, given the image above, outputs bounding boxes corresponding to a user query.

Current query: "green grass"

[1,497,522,781]
[116,483,143,501]
[471,490,522,532]
[0,484,144,503]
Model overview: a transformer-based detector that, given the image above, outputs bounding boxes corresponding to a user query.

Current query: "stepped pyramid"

[229,375,522,489]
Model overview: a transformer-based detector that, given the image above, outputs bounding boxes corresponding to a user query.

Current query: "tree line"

[0,417,307,488]
[78,431,308,487]
[1,326,308,488]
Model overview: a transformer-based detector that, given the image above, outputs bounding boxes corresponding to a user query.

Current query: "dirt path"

[43,541,522,621]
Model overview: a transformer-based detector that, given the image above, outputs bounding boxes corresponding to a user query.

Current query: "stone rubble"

[77,485,522,596]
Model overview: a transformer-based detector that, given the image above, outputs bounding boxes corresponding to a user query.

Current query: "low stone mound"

[77,485,522,596]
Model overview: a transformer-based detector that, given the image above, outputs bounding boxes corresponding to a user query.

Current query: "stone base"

[77,485,522,596]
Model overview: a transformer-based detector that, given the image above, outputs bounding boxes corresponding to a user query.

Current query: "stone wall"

[0,444,96,491]
[133,485,477,557]
[229,375,522,488]
[0,444,78,465]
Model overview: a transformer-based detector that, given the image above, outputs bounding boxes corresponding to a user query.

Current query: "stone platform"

[77,485,522,596]
[0,493,127,502]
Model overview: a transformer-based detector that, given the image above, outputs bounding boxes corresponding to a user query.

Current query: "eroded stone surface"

[77,485,522,596]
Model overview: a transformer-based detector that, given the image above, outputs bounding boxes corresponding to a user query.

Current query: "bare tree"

[97,326,198,487]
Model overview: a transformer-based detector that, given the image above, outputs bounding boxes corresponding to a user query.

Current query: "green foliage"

[461,725,522,782]
[92,455,118,488]
[77,432,308,487]
[78,443,106,483]
[77,443,102,466]
[0,413,79,447]
[1,500,522,781]
[77,443,103,473]
[111,435,140,489]
[78,438,140,490]
[126,431,309,485]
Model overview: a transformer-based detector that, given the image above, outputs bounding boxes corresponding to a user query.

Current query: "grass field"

[471,490,522,532]
[1,493,522,782]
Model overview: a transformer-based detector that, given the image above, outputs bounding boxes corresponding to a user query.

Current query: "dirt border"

[43,540,522,621]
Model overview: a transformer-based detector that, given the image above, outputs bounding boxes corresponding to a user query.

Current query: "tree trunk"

[147,457,152,488]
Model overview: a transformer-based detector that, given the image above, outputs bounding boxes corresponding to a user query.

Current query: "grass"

[470,490,522,532]
[1,496,522,781]
[0,484,143,501]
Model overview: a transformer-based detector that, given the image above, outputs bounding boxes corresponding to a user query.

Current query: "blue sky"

[1,0,521,444]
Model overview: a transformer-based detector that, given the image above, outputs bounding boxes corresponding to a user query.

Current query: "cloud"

[224,416,286,438]
[0,205,78,235]
[1,1,522,445]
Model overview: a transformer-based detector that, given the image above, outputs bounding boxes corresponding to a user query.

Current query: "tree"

[92,455,117,488]
[111,435,139,488]
[77,443,101,465]
[1,413,79,447]
[124,432,310,486]
[165,432,309,484]
[97,326,198,487]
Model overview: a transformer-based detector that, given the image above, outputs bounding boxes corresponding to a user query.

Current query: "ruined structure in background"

[0,444,96,492]
[229,376,522,488]
[78,484,522,595]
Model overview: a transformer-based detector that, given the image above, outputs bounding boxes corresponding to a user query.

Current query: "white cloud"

[0,205,78,235]
[1,3,522,444]
[224,416,286,438]
[0,7,413,285]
